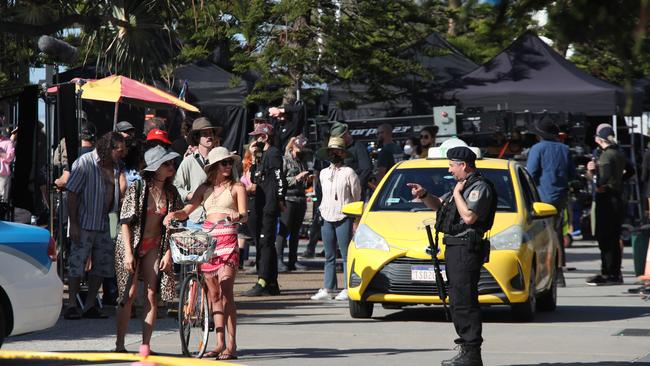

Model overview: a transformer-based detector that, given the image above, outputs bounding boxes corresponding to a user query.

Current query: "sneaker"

[586,274,623,286]
[334,289,348,301]
[277,261,289,273]
[241,283,271,297]
[310,288,332,300]
[63,306,82,320]
[586,275,607,286]
[288,262,307,271]
[267,282,281,296]
[300,250,315,259]
[316,250,325,258]
[82,306,109,319]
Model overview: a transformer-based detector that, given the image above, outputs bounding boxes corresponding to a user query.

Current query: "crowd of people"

[0,104,641,360]
[25,107,421,359]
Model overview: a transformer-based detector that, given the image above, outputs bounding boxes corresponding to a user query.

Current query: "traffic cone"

[637,239,650,282]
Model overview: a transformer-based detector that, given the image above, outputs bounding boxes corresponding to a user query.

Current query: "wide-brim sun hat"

[204,146,241,172]
[316,136,351,161]
[143,146,179,171]
[190,117,222,145]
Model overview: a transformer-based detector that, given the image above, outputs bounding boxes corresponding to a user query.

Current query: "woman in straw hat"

[165,146,246,360]
[115,146,183,353]
[310,136,361,301]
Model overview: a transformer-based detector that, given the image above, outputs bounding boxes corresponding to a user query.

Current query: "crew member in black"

[242,122,287,297]
[409,146,496,366]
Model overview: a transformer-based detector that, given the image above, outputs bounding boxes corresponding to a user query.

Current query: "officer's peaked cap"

[447,146,476,164]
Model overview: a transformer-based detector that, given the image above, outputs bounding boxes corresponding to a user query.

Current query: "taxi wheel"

[537,268,558,312]
[511,266,536,322]
[349,300,374,318]
[0,303,5,347]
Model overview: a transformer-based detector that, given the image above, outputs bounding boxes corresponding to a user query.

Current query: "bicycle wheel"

[178,272,210,357]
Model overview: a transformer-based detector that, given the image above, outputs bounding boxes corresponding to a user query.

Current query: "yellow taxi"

[343,139,559,321]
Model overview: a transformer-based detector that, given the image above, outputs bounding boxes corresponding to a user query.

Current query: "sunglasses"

[199,130,215,137]
[161,160,174,167]
[420,135,431,139]
[219,159,234,166]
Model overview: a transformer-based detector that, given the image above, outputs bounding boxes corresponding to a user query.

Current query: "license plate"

[411,265,447,282]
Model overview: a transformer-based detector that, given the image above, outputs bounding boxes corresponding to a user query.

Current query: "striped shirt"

[66,150,119,231]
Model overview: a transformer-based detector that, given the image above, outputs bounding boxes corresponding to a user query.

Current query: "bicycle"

[169,218,231,358]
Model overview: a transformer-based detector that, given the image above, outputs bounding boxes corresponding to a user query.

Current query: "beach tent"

[443,31,641,116]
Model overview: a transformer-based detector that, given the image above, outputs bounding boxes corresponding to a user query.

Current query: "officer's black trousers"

[445,244,483,347]
[594,191,624,278]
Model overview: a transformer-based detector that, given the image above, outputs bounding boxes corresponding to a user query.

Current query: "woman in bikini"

[115,146,183,352]
[164,146,247,361]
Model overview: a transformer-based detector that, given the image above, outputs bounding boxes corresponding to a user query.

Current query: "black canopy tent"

[443,31,641,116]
[328,32,478,121]
[172,60,253,153]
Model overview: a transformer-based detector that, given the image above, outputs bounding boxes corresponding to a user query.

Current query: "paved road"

[3,240,650,366]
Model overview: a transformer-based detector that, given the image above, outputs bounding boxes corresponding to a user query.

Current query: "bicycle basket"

[169,229,216,264]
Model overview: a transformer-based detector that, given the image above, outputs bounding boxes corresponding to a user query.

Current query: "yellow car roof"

[396,157,513,170]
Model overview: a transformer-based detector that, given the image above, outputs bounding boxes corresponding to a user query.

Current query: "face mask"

[403,145,413,155]
[329,154,343,164]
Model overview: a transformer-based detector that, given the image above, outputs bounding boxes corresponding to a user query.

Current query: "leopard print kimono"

[115,179,183,303]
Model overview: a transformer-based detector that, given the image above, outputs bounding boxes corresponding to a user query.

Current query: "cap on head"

[329,121,348,138]
[146,128,171,145]
[293,135,308,149]
[597,126,615,140]
[115,121,135,133]
[249,123,274,137]
[447,146,477,165]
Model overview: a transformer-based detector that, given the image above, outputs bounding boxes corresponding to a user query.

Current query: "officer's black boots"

[441,345,483,366]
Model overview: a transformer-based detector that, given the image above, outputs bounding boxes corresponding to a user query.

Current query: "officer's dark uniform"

[436,147,497,366]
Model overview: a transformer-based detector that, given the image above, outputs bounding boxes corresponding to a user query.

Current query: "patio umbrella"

[80,75,199,127]
[48,75,199,127]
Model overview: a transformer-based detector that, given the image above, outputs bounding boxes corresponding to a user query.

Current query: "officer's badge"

[468,190,480,202]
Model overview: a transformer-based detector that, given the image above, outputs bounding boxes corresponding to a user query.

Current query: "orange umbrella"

[48,75,199,127]
[79,75,198,112]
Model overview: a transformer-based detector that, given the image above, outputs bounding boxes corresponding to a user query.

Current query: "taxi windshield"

[370,167,516,212]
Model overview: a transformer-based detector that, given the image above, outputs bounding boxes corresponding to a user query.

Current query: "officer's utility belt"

[443,236,472,246]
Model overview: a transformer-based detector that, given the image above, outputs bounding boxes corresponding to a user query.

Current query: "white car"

[0,221,63,347]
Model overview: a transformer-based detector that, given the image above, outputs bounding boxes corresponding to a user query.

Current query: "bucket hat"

[316,136,351,161]
[204,146,241,172]
[143,146,179,171]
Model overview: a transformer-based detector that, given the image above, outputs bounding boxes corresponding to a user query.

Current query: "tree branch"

[0,13,116,37]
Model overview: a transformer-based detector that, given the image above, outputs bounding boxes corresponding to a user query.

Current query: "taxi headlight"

[353,224,390,251]
[489,225,524,250]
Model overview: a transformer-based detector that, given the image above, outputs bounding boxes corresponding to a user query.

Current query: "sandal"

[203,350,221,358]
[218,353,238,360]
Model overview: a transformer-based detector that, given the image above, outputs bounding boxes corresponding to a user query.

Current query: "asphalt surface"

[3,240,650,366]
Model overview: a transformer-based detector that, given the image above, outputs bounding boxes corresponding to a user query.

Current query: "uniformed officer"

[408,146,497,366]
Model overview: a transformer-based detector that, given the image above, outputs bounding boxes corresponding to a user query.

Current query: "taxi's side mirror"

[342,201,364,216]
[531,202,557,219]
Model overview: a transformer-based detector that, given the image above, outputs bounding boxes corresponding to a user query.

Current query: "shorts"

[68,228,115,278]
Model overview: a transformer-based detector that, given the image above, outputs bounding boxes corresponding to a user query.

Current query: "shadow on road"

[510,363,650,366]
[376,304,650,323]
[239,346,444,360]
